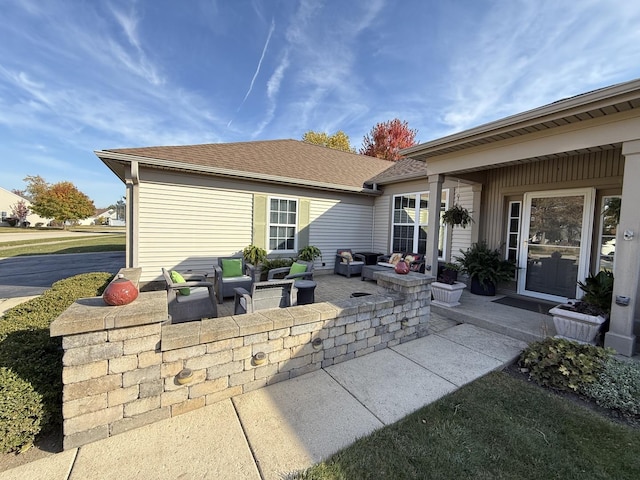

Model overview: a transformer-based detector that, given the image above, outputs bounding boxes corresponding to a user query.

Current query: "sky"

[2,0,640,208]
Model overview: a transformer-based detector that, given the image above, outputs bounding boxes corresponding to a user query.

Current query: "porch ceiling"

[402,79,640,169]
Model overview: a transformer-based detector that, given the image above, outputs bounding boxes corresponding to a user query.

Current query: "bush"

[519,337,613,392]
[0,367,44,453]
[0,272,113,439]
[259,258,294,280]
[581,358,640,416]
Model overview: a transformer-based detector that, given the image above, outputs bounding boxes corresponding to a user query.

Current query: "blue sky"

[2,0,640,207]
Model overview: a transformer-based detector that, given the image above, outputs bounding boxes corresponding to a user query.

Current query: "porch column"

[604,139,640,356]
[426,175,444,273]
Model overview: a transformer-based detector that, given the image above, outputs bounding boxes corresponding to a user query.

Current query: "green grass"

[0,235,125,256]
[295,372,640,480]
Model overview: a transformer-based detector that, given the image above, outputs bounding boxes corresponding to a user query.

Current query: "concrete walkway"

[0,323,527,480]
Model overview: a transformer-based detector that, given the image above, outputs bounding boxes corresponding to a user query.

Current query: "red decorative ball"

[103,275,139,306]
[394,260,410,275]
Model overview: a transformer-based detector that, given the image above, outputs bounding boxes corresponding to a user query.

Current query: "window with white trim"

[269,197,297,252]
[598,195,620,271]
[391,191,448,257]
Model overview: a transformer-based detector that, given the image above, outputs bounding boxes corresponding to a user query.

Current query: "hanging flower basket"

[442,204,473,228]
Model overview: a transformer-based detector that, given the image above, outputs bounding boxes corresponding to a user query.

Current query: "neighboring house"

[95,140,396,282]
[401,78,640,356]
[96,78,640,357]
[0,186,50,227]
[78,208,123,226]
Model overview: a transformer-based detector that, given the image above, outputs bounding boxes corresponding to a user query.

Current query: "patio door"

[517,188,595,303]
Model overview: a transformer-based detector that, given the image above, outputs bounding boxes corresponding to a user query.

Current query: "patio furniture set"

[162,249,425,324]
[162,258,316,323]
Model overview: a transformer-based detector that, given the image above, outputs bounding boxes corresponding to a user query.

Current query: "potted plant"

[298,245,322,263]
[549,270,614,345]
[242,244,267,282]
[454,241,516,296]
[442,204,473,228]
[431,262,466,307]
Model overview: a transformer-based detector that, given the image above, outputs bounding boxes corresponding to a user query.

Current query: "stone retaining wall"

[51,269,432,450]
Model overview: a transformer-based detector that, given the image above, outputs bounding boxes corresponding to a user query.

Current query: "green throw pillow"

[170,271,190,296]
[289,262,308,275]
[222,258,243,278]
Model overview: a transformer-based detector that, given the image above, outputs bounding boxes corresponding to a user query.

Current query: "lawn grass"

[295,371,640,480]
[0,235,125,256]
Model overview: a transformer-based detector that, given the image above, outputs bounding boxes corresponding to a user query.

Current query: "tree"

[302,130,355,153]
[359,118,418,161]
[10,200,30,226]
[22,175,49,202]
[28,180,95,229]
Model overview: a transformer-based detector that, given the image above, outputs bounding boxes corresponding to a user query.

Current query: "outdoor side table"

[355,252,383,265]
[295,280,317,305]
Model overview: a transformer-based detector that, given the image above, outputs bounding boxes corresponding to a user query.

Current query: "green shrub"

[0,367,43,453]
[519,337,613,392]
[0,272,113,436]
[581,358,640,416]
[259,258,294,280]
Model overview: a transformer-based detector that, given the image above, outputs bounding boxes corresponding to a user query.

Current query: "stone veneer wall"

[50,269,433,450]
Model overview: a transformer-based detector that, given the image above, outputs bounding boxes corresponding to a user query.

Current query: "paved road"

[0,252,125,298]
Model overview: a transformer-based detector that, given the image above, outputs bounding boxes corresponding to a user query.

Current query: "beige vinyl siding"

[308,199,374,271]
[479,149,624,247]
[450,185,474,258]
[138,181,253,281]
[372,195,391,254]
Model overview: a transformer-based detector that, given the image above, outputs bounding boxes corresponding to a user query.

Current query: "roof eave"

[95,150,382,196]
[401,78,640,158]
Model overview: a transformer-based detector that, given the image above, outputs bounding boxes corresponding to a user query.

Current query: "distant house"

[77,208,124,226]
[97,78,640,357]
[0,186,50,227]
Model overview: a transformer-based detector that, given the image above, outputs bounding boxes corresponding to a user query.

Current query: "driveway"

[0,229,125,298]
[0,252,125,298]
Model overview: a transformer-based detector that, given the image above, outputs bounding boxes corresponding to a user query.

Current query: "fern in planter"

[442,204,473,228]
[455,241,516,295]
[298,245,322,262]
[242,245,267,266]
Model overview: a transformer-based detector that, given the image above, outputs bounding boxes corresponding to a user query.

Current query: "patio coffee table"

[361,265,389,282]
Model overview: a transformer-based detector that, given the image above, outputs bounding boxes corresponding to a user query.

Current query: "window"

[598,196,620,271]
[269,197,297,252]
[391,191,448,257]
[505,201,521,279]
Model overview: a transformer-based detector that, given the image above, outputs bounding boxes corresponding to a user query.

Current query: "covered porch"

[404,79,640,356]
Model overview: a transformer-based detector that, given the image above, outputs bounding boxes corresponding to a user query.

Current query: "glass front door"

[517,189,595,302]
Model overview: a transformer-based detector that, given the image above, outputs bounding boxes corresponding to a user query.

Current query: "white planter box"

[431,281,466,307]
[549,305,607,345]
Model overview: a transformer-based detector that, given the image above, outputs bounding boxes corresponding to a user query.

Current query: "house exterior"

[401,78,640,356]
[95,140,397,282]
[96,78,640,357]
[0,186,50,227]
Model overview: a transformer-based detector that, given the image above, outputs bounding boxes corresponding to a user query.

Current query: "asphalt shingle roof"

[104,139,396,191]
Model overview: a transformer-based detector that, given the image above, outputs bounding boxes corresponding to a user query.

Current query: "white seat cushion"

[377,262,395,268]
[176,287,211,303]
[222,275,253,284]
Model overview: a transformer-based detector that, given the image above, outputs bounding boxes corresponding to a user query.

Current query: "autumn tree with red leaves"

[359,118,418,161]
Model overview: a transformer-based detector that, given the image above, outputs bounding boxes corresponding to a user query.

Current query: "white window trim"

[390,190,448,259]
[267,196,298,254]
